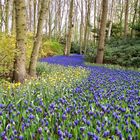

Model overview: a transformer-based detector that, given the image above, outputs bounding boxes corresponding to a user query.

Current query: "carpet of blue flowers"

[0,55,140,140]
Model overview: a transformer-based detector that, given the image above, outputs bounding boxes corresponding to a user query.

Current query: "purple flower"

[19,135,24,140]
[38,127,42,134]
[62,114,67,120]
[58,130,63,137]
[29,114,35,120]
[103,131,110,137]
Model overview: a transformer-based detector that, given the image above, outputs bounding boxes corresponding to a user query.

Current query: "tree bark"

[79,0,84,54]
[13,0,27,83]
[0,0,2,32]
[29,0,49,77]
[131,0,139,38]
[94,0,97,44]
[64,0,74,56]
[96,0,108,64]
[124,0,129,38]
[57,0,61,41]
[11,0,16,33]
[107,0,114,40]
[83,0,91,54]
[29,0,32,31]
[48,1,52,40]
[5,0,10,33]
[34,0,37,35]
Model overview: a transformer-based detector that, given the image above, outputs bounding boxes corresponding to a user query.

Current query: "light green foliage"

[40,40,63,57]
[0,33,16,75]
[0,33,64,77]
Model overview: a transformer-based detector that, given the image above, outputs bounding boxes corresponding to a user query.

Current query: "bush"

[84,45,97,63]
[0,34,16,76]
[0,33,64,78]
[85,38,140,68]
[71,42,80,54]
[40,40,63,57]
[104,38,140,68]
[0,33,33,77]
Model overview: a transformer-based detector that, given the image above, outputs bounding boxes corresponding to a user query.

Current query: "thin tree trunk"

[11,0,15,33]
[48,1,52,40]
[124,0,129,38]
[131,0,139,38]
[107,0,114,40]
[79,0,84,54]
[29,0,49,77]
[96,0,108,64]
[0,0,2,32]
[13,0,27,83]
[5,0,10,33]
[94,0,97,44]
[34,0,37,35]
[64,0,74,56]
[84,0,91,54]
[29,0,32,31]
[119,0,124,37]
[57,0,61,41]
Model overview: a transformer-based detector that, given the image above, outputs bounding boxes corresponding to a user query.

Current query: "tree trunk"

[107,0,114,40]
[96,0,108,64]
[48,1,52,40]
[33,0,37,35]
[11,0,16,33]
[5,0,10,33]
[119,0,124,37]
[79,0,84,54]
[29,0,48,77]
[83,0,91,54]
[131,0,139,38]
[94,0,97,44]
[57,0,61,41]
[64,0,74,56]
[29,0,32,31]
[0,0,2,32]
[13,0,27,83]
[124,0,129,38]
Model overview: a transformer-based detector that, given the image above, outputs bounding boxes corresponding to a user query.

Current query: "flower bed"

[0,55,140,139]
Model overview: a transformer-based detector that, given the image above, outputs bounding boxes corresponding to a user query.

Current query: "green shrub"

[0,33,16,76]
[104,38,140,68]
[0,33,34,77]
[71,42,80,54]
[84,45,97,63]
[85,38,140,68]
[40,40,63,57]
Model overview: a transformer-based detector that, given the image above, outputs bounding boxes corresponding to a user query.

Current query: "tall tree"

[96,0,108,64]
[48,0,52,39]
[11,0,16,33]
[64,0,74,56]
[13,0,27,83]
[124,0,129,38]
[94,0,97,43]
[107,0,114,40]
[131,0,139,38]
[29,0,49,77]
[0,0,2,32]
[79,0,84,54]
[33,0,37,34]
[83,0,91,54]
[5,0,10,33]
